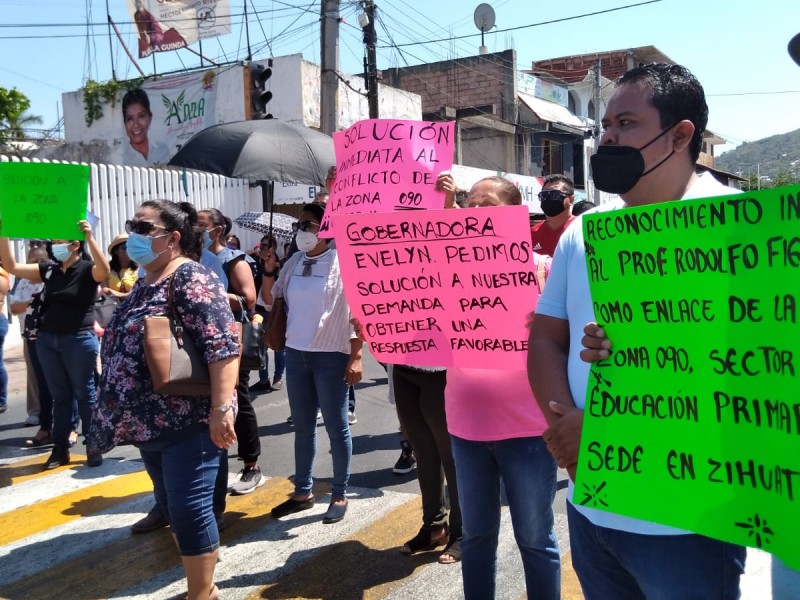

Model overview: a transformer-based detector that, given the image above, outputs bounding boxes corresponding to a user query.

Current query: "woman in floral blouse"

[90,200,240,600]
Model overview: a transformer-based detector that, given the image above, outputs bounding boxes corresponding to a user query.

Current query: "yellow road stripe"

[0,453,92,488]
[0,477,321,600]
[0,467,153,545]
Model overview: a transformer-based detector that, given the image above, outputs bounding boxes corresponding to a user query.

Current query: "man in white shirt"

[528,63,746,599]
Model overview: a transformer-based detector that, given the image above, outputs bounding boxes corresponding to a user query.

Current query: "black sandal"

[438,533,462,564]
[400,525,448,555]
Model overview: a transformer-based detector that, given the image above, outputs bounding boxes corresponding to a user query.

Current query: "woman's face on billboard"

[124,102,152,146]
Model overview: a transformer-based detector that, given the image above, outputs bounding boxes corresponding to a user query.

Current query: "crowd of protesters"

[0,62,759,599]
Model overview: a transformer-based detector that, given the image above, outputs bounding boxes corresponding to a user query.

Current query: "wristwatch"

[213,403,232,413]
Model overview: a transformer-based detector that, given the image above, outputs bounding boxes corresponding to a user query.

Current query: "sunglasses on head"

[538,189,570,202]
[292,220,320,233]
[125,220,166,236]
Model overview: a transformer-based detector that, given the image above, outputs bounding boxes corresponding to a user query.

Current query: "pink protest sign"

[333,205,538,369]
[319,119,455,238]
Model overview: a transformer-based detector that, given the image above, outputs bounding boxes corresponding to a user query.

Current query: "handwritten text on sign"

[0,162,90,240]
[320,119,455,238]
[334,205,537,369]
[576,185,800,569]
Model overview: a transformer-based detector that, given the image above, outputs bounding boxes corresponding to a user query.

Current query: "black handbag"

[93,294,119,328]
[236,296,267,371]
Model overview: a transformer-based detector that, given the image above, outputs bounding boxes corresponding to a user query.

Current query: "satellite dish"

[789,33,800,67]
[473,3,496,54]
[474,3,496,32]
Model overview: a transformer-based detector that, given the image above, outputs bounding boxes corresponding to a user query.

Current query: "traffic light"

[250,60,273,119]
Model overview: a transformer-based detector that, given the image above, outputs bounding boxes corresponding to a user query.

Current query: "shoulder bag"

[264,297,287,352]
[143,271,211,396]
[236,296,267,371]
[94,294,120,328]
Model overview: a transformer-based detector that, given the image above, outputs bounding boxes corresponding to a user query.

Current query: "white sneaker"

[230,466,265,495]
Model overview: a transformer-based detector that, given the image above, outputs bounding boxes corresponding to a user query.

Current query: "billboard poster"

[109,71,218,167]
[125,0,232,59]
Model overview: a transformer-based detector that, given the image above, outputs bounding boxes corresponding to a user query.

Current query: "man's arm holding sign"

[528,314,582,480]
[579,322,611,362]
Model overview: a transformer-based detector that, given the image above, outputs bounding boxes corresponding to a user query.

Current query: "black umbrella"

[168,120,335,186]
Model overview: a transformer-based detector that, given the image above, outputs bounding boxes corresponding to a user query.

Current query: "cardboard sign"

[334,205,537,369]
[320,119,455,237]
[576,185,800,569]
[0,162,90,240]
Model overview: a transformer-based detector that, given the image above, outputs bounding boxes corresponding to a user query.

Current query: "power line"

[378,1,664,49]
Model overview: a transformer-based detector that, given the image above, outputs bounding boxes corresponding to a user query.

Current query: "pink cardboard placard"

[334,205,538,369]
[319,119,455,238]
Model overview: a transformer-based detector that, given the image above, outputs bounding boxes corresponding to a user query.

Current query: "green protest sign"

[0,162,90,240]
[576,184,800,569]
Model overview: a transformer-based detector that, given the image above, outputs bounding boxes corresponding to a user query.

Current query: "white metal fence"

[0,154,264,255]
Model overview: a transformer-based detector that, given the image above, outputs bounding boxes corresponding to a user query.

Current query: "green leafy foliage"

[717,128,800,187]
[81,78,145,127]
[0,87,43,144]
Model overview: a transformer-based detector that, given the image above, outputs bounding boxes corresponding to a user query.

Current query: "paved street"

[0,339,777,598]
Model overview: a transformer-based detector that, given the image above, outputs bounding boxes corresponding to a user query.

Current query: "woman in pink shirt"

[438,173,560,600]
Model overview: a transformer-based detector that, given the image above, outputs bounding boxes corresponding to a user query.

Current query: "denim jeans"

[138,426,222,556]
[567,502,746,600]
[285,348,351,498]
[0,315,7,408]
[25,338,54,431]
[451,435,560,600]
[258,349,286,383]
[36,331,98,446]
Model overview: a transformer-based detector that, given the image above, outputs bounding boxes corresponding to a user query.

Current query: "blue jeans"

[451,435,560,600]
[36,331,98,447]
[285,348,351,499]
[567,502,746,600]
[0,315,7,408]
[138,426,222,556]
[259,349,286,383]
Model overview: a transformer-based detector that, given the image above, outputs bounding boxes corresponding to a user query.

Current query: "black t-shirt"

[39,259,98,334]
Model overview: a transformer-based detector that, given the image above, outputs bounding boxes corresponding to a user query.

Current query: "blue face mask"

[51,243,73,262]
[127,232,168,266]
[202,230,214,250]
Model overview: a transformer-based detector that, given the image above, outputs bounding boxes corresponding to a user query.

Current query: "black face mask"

[590,125,676,195]
[539,194,569,217]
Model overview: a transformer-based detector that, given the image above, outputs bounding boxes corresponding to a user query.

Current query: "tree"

[0,87,43,144]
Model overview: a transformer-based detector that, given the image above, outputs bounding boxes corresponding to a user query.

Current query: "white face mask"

[296,230,320,252]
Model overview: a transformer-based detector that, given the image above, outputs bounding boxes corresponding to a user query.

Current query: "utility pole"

[361,0,379,119]
[320,0,340,136]
[592,58,602,204]
[105,0,116,80]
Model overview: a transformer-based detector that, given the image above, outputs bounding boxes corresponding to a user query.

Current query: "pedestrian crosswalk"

[0,448,570,599]
[0,445,779,599]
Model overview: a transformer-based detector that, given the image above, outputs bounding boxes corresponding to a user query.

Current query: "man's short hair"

[572,200,597,216]
[543,174,575,196]
[618,63,708,162]
[476,176,522,205]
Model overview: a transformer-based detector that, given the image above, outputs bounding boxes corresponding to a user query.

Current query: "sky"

[2,0,799,158]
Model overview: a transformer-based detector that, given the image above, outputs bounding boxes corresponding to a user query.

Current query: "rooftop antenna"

[473,3,496,55]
